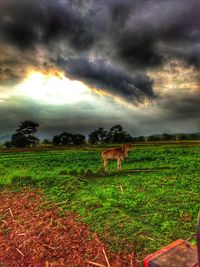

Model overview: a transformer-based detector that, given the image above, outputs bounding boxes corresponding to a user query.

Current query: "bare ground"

[0,188,136,267]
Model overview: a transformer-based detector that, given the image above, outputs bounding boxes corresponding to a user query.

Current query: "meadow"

[0,142,200,259]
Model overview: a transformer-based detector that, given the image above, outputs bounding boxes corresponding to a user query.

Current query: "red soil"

[0,189,136,267]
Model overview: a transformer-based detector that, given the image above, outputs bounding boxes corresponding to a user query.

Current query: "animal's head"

[124,143,132,157]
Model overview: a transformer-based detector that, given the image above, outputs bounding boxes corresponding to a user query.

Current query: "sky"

[0,0,200,138]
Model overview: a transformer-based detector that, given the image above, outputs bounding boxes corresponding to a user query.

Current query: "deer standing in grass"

[102,144,132,172]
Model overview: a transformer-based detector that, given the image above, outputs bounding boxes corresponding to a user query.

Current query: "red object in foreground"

[143,239,198,267]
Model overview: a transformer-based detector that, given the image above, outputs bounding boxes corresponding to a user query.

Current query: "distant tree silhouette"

[42,139,51,145]
[52,135,61,145]
[176,134,187,141]
[188,133,200,140]
[88,130,99,144]
[11,120,39,147]
[88,125,133,144]
[97,127,109,143]
[59,132,73,145]
[52,132,86,145]
[88,127,108,144]
[147,135,160,141]
[162,133,174,141]
[16,121,39,136]
[4,141,13,148]
[106,125,133,143]
[72,134,86,145]
[137,136,145,142]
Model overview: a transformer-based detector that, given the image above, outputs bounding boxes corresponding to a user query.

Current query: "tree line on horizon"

[3,120,200,148]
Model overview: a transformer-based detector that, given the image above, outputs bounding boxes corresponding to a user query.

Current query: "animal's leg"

[117,159,121,171]
[103,159,106,171]
[119,159,122,171]
[104,159,108,172]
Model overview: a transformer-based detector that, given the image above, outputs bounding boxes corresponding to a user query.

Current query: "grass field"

[0,142,200,259]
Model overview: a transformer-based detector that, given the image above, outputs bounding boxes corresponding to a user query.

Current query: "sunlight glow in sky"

[17,71,92,105]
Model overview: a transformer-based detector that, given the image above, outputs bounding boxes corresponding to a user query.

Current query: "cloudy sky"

[1,0,200,138]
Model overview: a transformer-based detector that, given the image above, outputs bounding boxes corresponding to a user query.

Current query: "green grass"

[0,143,200,258]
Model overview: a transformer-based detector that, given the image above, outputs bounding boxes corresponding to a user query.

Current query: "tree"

[11,133,27,147]
[109,124,123,143]
[16,121,39,136]
[107,125,132,143]
[110,124,123,133]
[11,120,39,147]
[162,133,174,141]
[52,132,86,146]
[4,141,13,148]
[138,136,145,142]
[188,133,200,140]
[132,137,139,142]
[26,135,39,147]
[105,125,121,143]
[42,139,51,145]
[59,132,73,145]
[88,130,99,144]
[176,134,187,141]
[97,128,108,143]
[88,125,133,144]
[52,135,61,145]
[147,135,161,141]
[72,134,86,145]
[88,127,108,144]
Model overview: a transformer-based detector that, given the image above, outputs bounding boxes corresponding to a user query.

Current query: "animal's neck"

[122,145,126,154]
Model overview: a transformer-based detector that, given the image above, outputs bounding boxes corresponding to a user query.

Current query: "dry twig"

[8,208,14,218]
[186,236,193,241]
[54,200,69,206]
[87,261,107,267]
[102,247,111,267]
[16,248,24,257]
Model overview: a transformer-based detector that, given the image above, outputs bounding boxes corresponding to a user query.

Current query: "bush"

[4,141,13,148]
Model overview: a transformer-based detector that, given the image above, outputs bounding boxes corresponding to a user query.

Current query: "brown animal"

[101,144,132,172]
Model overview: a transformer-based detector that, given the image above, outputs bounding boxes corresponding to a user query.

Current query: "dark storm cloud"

[57,57,154,102]
[186,45,200,68]
[0,0,44,50]
[0,0,101,51]
[159,91,200,121]
[112,0,200,69]
[1,0,200,101]
[116,33,163,69]
[0,0,199,61]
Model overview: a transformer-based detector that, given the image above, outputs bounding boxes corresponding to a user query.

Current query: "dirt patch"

[0,189,136,267]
